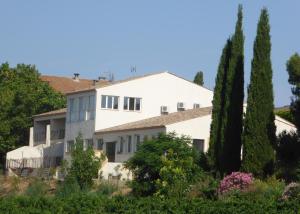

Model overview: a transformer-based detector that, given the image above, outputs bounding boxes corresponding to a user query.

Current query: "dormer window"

[124,97,141,111]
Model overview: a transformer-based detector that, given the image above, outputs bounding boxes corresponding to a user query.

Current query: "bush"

[276,131,300,182]
[67,133,104,190]
[125,132,202,196]
[281,182,300,201]
[95,181,118,196]
[218,172,253,195]
[25,179,49,197]
[55,175,81,198]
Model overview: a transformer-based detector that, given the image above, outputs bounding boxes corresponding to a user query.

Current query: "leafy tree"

[125,133,202,196]
[242,8,276,177]
[208,5,244,176]
[194,71,204,86]
[275,131,300,182]
[0,63,65,168]
[286,53,300,133]
[67,134,103,190]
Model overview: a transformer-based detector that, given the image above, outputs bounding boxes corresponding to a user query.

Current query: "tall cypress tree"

[221,5,244,174]
[208,39,232,174]
[242,8,276,177]
[208,5,244,176]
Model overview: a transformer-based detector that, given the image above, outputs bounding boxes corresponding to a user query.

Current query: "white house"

[6,71,297,179]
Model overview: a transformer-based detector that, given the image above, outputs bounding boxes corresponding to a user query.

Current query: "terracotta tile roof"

[95,107,212,134]
[33,108,67,118]
[40,75,109,94]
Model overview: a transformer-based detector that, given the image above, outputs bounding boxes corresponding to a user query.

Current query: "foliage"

[95,181,118,196]
[275,109,294,124]
[124,132,202,196]
[286,53,300,133]
[0,63,65,167]
[275,131,300,182]
[55,175,81,198]
[1,193,300,213]
[208,5,244,176]
[67,133,103,190]
[281,182,300,201]
[187,173,219,200]
[25,179,49,197]
[218,172,253,195]
[242,8,276,177]
[193,71,204,86]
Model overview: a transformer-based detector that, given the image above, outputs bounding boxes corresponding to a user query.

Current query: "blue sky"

[0,1,299,107]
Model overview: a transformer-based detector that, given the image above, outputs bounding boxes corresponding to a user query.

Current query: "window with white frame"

[192,139,204,153]
[87,95,95,119]
[127,135,132,153]
[134,134,141,151]
[85,139,93,150]
[101,95,119,110]
[118,137,124,153]
[79,97,85,121]
[69,98,78,122]
[66,140,74,153]
[96,139,104,150]
[123,97,141,111]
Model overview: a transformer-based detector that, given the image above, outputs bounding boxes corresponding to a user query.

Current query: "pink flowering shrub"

[218,172,253,195]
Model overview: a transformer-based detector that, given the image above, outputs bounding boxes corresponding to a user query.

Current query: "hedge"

[0,194,299,214]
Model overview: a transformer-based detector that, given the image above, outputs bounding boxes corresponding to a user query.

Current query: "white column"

[46,124,51,147]
[29,127,34,147]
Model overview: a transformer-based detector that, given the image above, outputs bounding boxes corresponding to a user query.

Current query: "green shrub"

[125,132,202,196]
[25,179,49,197]
[55,175,81,198]
[95,181,118,196]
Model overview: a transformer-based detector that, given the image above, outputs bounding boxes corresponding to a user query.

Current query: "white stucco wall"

[275,115,297,135]
[95,72,213,131]
[96,127,165,163]
[166,115,212,152]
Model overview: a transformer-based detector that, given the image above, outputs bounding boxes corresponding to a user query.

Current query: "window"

[96,139,104,150]
[193,103,200,109]
[101,95,119,110]
[88,95,95,119]
[118,137,124,153]
[127,135,132,153]
[193,139,204,153]
[85,139,93,150]
[79,97,85,121]
[134,135,141,151]
[69,98,78,122]
[124,97,142,111]
[66,140,74,153]
[143,135,148,142]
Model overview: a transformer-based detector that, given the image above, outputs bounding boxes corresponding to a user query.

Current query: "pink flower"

[218,172,253,195]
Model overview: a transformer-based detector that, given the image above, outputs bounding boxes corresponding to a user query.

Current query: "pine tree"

[194,71,204,86]
[241,8,276,177]
[208,39,232,174]
[208,5,244,176]
[220,5,244,174]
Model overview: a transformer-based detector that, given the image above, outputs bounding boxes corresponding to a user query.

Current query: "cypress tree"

[208,5,244,176]
[208,39,232,174]
[221,5,244,174]
[241,8,276,177]
[194,71,204,86]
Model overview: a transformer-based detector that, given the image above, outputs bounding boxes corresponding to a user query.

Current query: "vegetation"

[275,109,294,124]
[208,5,244,176]
[125,133,202,197]
[286,53,300,133]
[0,63,65,168]
[66,134,104,190]
[193,71,204,86]
[242,8,276,177]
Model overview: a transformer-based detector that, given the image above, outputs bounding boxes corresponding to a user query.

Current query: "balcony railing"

[51,129,65,140]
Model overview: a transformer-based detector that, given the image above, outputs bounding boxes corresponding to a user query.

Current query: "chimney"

[93,79,98,86]
[73,73,80,81]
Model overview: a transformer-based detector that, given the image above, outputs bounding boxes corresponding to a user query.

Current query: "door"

[106,142,116,162]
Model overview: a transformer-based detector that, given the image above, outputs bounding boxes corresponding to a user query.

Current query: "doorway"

[106,142,116,162]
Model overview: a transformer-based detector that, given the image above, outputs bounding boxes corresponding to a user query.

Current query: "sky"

[0,1,299,107]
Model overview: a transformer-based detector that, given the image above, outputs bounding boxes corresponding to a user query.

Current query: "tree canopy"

[194,71,204,86]
[241,8,276,177]
[0,63,66,168]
